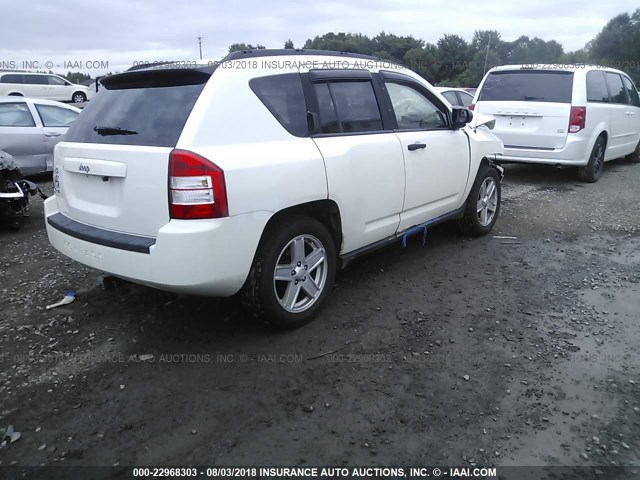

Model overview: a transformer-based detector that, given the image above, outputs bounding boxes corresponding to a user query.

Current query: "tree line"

[228,8,640,87]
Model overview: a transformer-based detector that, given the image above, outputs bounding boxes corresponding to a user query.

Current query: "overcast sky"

[0,0,632,75]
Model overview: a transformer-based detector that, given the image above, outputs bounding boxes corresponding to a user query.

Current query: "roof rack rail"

[221,48,392,63]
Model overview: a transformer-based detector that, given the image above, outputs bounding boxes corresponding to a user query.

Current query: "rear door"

[604,72,635,157]
[0,101,47,175]
[55,68,210,237]
[382,74,470,229]
[621,74,640,152]
[475,70,574,149]
[306,71,405,253]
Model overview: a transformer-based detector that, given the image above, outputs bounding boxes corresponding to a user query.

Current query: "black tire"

[8,92,23,96]
[578,136,606,182]
[627,140,640,164]
[457,164,501,236]
[72,92,86,103]
[242,215,337,329]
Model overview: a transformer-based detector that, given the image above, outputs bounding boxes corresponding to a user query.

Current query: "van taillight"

[469,104,475,111]
[168,149,228,220]
[569,106,586,133]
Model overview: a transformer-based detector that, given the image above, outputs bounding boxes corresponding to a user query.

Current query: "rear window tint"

[0,74,23,84]
[64,70,209,147]
[314,83,340,134]
[328,81,383,133]
[587,71,609,102]
[479,70,573,103]
[250,74,308,137]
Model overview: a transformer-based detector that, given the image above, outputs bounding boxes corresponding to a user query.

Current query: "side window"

[458,91,474,108]
[35,104,79,127]
[312,80,383,134]
[23,75,47,85]
[604,73,629,104]
[313,83,339,134]
[249,73,308,137]
[0,103,36,127]
[0,74,24,84]
[385,82,448,130]
[47,76,67,86]
[586,71,609,103]
[622,76,640,107]
[442,91,460,106]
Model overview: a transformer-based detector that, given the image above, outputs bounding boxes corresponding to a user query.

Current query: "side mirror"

[451,106,473,129]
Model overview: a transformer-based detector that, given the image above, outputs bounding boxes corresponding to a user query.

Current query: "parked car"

[0,72,91,103]
[44,49,503,328]
[436,87,475,108]
[472,65,640,181]
[0,97,80,175]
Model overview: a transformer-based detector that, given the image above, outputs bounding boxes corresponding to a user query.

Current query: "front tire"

[72,92,86,103]
[578,136,605,182]
[242,216,336,329]
[457,164,501,236]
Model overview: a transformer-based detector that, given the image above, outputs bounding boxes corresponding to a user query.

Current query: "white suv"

[44,50,503,328]
[0,72,91,103]
[472,65,640,182]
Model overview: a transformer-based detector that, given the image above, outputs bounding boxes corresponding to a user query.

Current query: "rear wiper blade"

[523,96,544,100]
[94,125,138,136]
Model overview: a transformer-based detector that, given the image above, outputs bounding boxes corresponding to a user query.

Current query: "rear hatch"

[475,70,574,150]
[55,68,210,237]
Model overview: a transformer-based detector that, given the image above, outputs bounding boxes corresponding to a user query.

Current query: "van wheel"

[242,216,336,329]
[627,140,640,164]
[8,93,23,96]
[457,165,501,236]
[72,92,86,103]
[578,136,605,182]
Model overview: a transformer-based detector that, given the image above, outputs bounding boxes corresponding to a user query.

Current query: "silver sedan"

[0,97,80,175]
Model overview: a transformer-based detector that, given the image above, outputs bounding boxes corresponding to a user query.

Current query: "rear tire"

[578,136,605,182]
[242,215,336,329]
[627,140,640,164]
[457,164,501,236]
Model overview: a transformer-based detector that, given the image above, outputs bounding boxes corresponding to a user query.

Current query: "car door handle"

[407,143,426,151]
[44,132,62,137]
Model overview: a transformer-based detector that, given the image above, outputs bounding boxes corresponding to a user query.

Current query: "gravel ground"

[0,159,639,478]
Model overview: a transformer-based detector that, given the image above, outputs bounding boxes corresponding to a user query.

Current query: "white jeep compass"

[45,49,503,328]
[472,65,640,182]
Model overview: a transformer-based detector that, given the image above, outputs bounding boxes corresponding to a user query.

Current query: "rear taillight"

[169,149,228,220]
[569,106,586,133]
[469,104,475,111]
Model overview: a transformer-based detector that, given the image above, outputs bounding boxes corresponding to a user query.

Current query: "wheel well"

[8,92,23,96]
[72,91,86,98]
[264,200,343,251]
[597,131,608,145]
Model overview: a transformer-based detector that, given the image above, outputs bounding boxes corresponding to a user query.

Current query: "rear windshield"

[479,70,574,103]
[64,69,209,147]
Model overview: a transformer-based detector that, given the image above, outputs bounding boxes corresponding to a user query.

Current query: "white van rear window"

[479,70,573,103]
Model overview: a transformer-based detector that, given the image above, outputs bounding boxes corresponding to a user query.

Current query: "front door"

[383,79,470,230]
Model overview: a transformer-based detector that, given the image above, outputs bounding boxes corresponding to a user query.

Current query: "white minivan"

[0,72,91,103]
[472,65,640,181]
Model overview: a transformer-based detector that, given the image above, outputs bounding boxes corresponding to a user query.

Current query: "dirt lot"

[0,159,639,477]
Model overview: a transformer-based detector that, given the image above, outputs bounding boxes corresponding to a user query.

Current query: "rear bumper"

[44,197,270,297]
[498,135,591,166]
